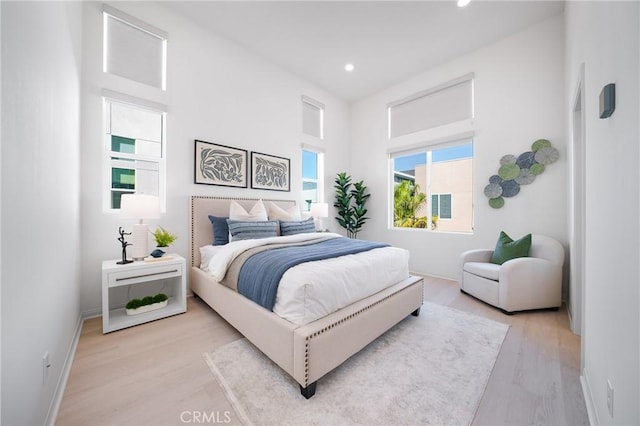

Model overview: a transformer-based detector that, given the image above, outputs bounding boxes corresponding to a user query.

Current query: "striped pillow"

[280,217,316,236]
[226,220,278,241]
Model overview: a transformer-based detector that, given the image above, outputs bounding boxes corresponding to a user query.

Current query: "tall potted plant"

[333,172,370,238]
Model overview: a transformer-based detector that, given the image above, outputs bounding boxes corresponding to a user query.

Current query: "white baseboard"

[45,314,84,426]
[580,368,598,426]
[82,307,102,319]
[409,270,456,283]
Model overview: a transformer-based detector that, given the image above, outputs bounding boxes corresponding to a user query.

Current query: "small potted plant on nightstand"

[152,226,177,252]
[125,293,169,316]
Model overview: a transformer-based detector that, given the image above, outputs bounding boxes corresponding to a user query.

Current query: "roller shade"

[389,75,473,138]
[104,6,167,89]
[302,96,324,139]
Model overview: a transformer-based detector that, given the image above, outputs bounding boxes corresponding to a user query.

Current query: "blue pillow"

[280,217,316,236]
[208,215,229,246]
[227,220,278,241]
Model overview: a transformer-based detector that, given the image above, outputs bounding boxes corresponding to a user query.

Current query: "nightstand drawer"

[107,262,183,287]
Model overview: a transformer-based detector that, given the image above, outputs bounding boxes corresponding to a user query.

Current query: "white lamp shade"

[310,202,329,218]
[120,194,161,221]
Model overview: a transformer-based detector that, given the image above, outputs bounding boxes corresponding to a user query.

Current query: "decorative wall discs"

[485,139,559,208]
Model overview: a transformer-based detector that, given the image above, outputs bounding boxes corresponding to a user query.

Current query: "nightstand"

[101,254,186,333]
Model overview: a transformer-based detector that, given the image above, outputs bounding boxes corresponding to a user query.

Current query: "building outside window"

[392,141,473,232]
[301,95,325,211]
[432,193,452,219]
[104,97,166,210]
[302,149,324,211]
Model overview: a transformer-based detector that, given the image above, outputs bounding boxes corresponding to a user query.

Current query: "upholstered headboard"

[189,196,297,267]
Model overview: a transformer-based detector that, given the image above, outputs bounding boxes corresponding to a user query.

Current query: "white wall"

[0,3,3,421]
[79,2,351,315]
[565,2,639,424]
[350,15,567,282]
[1,2,83,425]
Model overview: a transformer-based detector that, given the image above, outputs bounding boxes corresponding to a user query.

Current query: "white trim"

[46,315,84,426]
[102,89,167,113]
[580,369,598,425]
[301,142,325,154]
[569,64,586,345]
[387,131,474,158]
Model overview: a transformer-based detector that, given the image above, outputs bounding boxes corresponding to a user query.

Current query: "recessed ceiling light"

[345,63,355,72]
[457,0,471,7]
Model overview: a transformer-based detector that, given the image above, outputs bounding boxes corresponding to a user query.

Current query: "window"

[301,95,325,210]
[104,95,166,210]
[103,5,168,90]
[431,194,452,220]
[391,140,473,232]
[302,96,324,139]
[388,74,473,138]
[302,149,324,211]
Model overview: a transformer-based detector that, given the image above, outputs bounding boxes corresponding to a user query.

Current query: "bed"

[189,196,424,398]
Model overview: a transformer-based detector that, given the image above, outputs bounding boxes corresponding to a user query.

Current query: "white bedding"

[201,233,410,325]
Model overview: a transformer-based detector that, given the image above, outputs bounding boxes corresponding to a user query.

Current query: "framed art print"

[194,140,248,188]
[251,152,290,192]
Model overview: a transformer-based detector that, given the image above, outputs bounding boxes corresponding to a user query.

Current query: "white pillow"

[199,245,224,270]
[229,199,268,221]
[268,202,301,221]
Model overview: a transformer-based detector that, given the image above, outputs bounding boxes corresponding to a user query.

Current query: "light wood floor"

[56,276,588,426]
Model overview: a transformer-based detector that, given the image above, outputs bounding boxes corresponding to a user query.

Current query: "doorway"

[570,65,586,346]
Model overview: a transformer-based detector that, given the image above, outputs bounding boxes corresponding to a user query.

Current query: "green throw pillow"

[490,231,532,265]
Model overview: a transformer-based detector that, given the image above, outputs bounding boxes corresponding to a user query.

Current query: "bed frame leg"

[411,307,421,317]
[300,382,317,399]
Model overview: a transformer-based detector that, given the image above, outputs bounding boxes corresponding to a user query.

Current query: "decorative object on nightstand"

[120,194,161,261]
[144,253,175,262]
[116,227,133,264]
[125,293,168,316]
[102,254,186,333]
[310,202,329,231]
[152,226,177,250]
[150,249,165,258]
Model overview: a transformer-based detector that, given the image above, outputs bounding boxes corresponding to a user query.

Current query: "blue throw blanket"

[237,237,390,311]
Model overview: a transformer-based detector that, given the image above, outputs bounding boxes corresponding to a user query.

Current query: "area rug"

[203,302,509,426]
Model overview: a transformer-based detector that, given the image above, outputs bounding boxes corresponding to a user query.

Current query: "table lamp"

[310,202,329,231]
[120,194,161,261]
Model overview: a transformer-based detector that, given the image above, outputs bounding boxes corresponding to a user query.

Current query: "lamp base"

[131,223,149,261]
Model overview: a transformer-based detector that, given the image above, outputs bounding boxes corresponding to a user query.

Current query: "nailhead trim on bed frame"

[191,196,424,390]
[302,279,424,386]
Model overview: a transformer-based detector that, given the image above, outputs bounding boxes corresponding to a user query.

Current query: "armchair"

[459,234,564,314]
